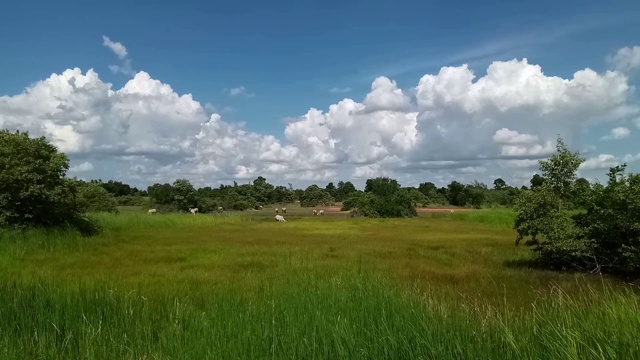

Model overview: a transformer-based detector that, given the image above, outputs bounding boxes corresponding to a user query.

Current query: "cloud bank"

[1,48,639,188]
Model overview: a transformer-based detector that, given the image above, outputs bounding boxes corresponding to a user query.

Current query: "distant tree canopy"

[300,185,334,207]
[342,177,417,218]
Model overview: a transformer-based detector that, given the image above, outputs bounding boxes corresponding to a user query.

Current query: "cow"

[148,209,157,215]
[275,215,286,222]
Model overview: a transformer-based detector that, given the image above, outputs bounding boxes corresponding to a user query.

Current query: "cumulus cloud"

[69,162,94,172]
[102,36,127,59]
[102,35,134,76]
[229,86,254,97]
[580,154,620,170]
[329,87,352,93]
[601,126,630,140]
[607,46,640,73]
[0,54,638,188]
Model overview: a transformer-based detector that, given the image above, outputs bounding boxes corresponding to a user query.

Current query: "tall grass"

[2,211,639,358]
[1,274,638,359]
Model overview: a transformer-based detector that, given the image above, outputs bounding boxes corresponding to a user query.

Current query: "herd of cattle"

[146,206,327,222]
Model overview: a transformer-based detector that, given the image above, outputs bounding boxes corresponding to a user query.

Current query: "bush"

[571,166,640,275]
[300,185,334,207]
[0,130,96,233]
[514,137,640,277]
[74,181,119,213]
[342,178,417,218]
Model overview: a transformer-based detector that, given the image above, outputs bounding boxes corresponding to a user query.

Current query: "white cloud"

[622,153,640,163]
[493,128,539,145]
[69,162,94,172]
[607,46,640,73]
[580,154,620,170]
[329,87,352,93]
[102,36,128,59]
[0,54,638,188]
[601,126,630,140]
[102,36,134,76]
[229,86,254,97]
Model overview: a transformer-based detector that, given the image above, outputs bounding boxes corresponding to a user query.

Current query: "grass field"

[1,208,638,359]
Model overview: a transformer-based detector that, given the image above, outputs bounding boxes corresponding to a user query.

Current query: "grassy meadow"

[0,207,638,359]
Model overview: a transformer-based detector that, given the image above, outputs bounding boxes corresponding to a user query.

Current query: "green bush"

[515,137,640,277]
[74,181,119,213]
[0,130,96,235]
[342,178,417,218]
[300,185,334,207]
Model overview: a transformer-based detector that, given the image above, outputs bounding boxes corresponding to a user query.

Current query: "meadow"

[0,207,638,359]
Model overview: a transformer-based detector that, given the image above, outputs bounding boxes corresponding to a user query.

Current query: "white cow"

[275,208,279,213]
[312,210,317,215]
[275,215,286,222]
[318,210,325,216]
[259,205,263,210]
[450,210,454,213]
[282,207,287,214]
[217,206,223,212]
[148,209,157,215]
[189,207,199,215]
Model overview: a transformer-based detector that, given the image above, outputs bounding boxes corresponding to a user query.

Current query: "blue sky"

[1,0,639,188]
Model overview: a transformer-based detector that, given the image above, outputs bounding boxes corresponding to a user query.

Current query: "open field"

[1,209,638,359]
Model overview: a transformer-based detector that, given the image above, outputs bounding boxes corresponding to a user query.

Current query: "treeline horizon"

[81,170,593,213]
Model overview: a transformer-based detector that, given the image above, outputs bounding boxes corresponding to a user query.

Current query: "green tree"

[0,130,93,233]
[538,136,585,202]
[530,174,545,189]
[172,179,197,211]
[572,177,592,209]
[300,185,334,207]
[74,180,119,213]
[342,177,417,218]
[493,178,507,190]
[446,181,467,206]
[334,181,357,202]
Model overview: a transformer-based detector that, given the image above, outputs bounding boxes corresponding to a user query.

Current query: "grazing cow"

[259,205,263,210]
[312,210,317,215]
[318,210,325,216]
[450,210,454,213]
[148,209,157,215]
[217,206,223,212]
[275,208,279,213]
[189,207,199,215]
[275,215,286,222]
[282,207,287,214]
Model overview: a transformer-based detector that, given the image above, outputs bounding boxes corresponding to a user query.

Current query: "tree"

[493,178,507,190]
[300,185,334,207]
[172,179,197,211]
[572,177,592,209]
[325,182,336,199]
[530,174,545,189]
[342,177,417,218]
[334,181,357,202]
[446,181,467,206]
[0,130,93,233]
[538,136,585,202]
[74,180,119,213]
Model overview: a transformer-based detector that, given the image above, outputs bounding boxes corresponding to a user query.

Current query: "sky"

[1,0,640,189]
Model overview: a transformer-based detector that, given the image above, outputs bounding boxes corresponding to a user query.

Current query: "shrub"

[342,178,417,218]
[0,130,95,234]
[300,185,334,207]
[74,181,119,213]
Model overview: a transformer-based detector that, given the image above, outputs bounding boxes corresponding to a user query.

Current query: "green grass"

[1,209,638,359]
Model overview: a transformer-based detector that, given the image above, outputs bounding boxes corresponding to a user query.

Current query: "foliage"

[514,137,640,276]
[74,180,119,213]
[571,165,640,275]
[300,185,334,207]
[342,178,417,218]
[538,136,585,202]
[0,130,95,234]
